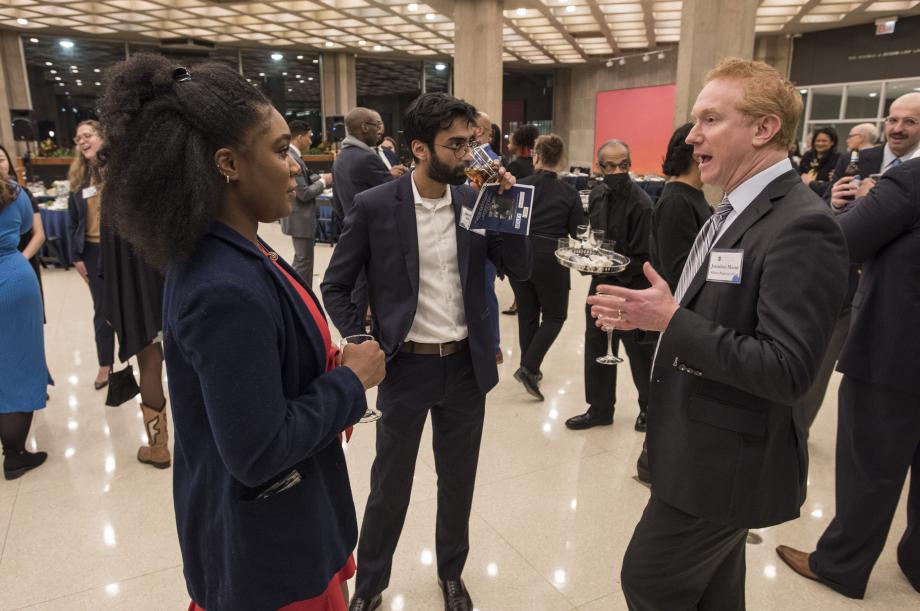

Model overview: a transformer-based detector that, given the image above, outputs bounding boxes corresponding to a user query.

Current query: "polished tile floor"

[1,222,913,610]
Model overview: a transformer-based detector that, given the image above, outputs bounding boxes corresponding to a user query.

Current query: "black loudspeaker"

[11,112,35,141]
[326,115,345,142]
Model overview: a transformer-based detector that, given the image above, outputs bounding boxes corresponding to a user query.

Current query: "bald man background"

[332,107,407,327]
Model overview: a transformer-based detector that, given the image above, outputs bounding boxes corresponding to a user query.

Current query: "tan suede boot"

[137,402,171,469]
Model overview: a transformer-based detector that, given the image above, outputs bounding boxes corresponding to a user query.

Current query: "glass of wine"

[339,334,382,423]
[594,240,624,366]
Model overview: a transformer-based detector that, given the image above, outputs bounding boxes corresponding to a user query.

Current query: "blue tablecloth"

[39,207,72,267]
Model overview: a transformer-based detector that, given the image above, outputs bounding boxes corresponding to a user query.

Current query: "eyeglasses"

[600,160,631,171]
[884,116,919,128]
[362,121,383,129]
[436,140,475,160]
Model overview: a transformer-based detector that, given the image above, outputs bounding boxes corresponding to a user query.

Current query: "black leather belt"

[400,339,468,357]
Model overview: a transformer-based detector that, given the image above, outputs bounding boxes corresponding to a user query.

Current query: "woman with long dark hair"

[506,124,540,180]
[0,160,48,480]
[798,127,840,195]
[97,54,384,609]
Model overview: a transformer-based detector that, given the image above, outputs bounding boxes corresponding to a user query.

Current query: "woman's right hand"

[341,340,386,390]
[74,260,89,284]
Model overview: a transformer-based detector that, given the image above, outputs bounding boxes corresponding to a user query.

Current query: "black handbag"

[105,365,140,407]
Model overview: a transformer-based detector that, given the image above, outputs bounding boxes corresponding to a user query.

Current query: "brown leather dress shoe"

[776,545,820,581]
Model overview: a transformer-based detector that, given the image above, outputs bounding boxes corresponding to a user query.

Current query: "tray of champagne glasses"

[555,244,630,275]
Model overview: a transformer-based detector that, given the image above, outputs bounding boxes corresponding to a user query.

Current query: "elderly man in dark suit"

[322,93,531,611]
[777,156,920,600]
[589,58,850,609]
[331,107,407,325]
[280,120,332,286]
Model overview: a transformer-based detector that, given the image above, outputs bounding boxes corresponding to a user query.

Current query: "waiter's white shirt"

[882,142,920,172]
[405,172,468,344]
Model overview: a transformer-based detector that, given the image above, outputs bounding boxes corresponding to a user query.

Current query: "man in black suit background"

[589,58,849,609]
[777,156,920,600]
[331,107,408,325]
[564,139,655,433]
[322,93,531,611]
[280,120,332,286]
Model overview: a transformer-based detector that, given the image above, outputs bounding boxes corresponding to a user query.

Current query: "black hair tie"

[173,67,191,82]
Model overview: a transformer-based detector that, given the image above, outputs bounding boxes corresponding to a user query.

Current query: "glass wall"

[22,33,448,155]
[799,76,920,154]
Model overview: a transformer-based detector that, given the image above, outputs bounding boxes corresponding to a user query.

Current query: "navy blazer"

[68,185,91,262]
[321,171,532,395]
[649,170,849,529]
[163,223,367,610]
[836,157,920,397]
[331,143,392,222]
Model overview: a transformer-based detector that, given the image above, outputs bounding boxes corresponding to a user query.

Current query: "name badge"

[82,185,98,199]
[707,249,743,284]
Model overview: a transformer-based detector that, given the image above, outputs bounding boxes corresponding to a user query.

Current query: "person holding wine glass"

[565,139,655,432]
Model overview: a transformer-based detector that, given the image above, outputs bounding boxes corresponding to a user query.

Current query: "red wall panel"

[594,84,676,175]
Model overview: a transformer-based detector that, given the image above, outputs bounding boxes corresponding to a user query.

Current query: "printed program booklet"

[459,183,535,236]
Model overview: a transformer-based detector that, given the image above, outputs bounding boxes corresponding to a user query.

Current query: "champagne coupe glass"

[339,334,381,423]
[594,240,624,365]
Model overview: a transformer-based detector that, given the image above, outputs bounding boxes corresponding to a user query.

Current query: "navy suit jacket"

[321,171,532,395]
[836,157,920,397]
[331,143,392,222]
[163,223,367,610]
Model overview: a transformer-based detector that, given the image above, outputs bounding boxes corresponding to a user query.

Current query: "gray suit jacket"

[281,152,324,239]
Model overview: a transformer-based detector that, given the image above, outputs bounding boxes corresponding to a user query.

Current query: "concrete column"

[754,34,794,79]
[673,0,758,127]
[453,0,504,126]
[0,30,32,156]
[320,52,356,125]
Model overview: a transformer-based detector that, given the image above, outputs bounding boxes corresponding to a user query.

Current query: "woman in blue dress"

[0,177,48,480]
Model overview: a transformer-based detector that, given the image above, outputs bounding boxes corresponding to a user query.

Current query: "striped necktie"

[673,196,734,304]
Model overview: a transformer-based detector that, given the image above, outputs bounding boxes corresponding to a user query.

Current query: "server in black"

[565,139,655,432]
[510,134,585,400]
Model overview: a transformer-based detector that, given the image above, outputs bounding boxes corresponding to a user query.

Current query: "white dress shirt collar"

[882,142,920,171]
[717,157,793,240]
[410,171,452,211]
[289,142,301,158]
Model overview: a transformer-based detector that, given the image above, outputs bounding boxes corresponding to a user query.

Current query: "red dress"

[190,246,355,611]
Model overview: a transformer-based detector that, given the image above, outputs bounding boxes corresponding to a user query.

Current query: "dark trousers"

[290,236,315,288]
[354,348,486,598]
[584,287,653,418]
[622,496,748,610]
[485,261,500,353]
[509,250,569,373]
[82,242,114,368]
[797,312,850,435]
[810,376,920,599]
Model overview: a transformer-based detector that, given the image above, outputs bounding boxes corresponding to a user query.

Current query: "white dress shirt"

[405,172,468,344]
[716,157,793,241]
[377,146,393,170]
[882,142,920,173]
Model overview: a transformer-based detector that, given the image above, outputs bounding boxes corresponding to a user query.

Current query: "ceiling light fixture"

[657,52,665,60]
[566,5,576,12]
[642,54,650,62]
[45,61,52,66]
[94,68,100,73]
[605,59,613,68]
[282,72,288,76]
[426,13,436,20]
[16,18,28,25]
[619,58,626,66]
[259,72,265,77]
[408,3,418,11]
[95,82,100,86]
[59,40,74,49]
[271,53,283,60]
[308,76,313,80]
[358,40,366,46]
[373,45,382,51]
[435,63,446,70]
[517,8,527,16]
[296,55,303,60]
[800,88,807,94]
[29,38,38,43]
[312,59,318,64]
[325,41,334,47]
